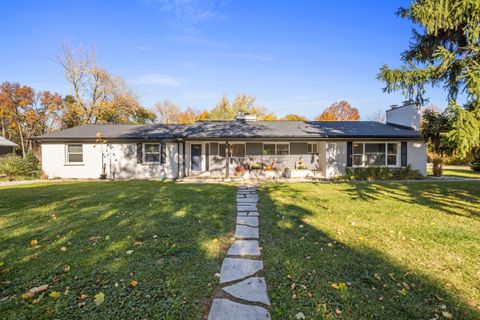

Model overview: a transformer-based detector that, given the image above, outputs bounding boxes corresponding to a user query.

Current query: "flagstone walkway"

[208,186,271,320]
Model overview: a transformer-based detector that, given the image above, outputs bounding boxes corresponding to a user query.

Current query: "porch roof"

[33,121,421,141]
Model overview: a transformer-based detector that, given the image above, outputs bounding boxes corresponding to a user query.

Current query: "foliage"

[57,44,154,126]
[153,100,198,124]
[259,181,480,319]
[0,181,236,319]
[470,150,480,171]
[315,101,360,121]
[377,0,480,156]
[0,82,62,156]
[0,151,40,180]
[367,110,386,123]
[199,94,274,120]
[343,165,423,181]
[282,114,307,121]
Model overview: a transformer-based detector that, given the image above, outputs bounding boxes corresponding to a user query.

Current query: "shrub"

[344,165,423,181]
[470,151,480,171]
[0,152,40,180]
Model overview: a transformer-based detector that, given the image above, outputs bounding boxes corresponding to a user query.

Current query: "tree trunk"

[432,157,443,177]
[16,121,26,157]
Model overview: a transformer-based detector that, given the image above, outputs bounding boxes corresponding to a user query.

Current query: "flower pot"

[99,173,107,180]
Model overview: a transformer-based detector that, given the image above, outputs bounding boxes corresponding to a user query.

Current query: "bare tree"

[367,110,386,123]
[153,100,180,124]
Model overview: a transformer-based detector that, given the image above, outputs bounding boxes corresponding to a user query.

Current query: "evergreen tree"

[377,0,480,156]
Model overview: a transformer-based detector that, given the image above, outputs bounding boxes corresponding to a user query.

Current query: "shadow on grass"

[258,183,479,320]
[0,181,236,320]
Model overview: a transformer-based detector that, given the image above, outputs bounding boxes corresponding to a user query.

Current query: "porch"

[184,141,326,179]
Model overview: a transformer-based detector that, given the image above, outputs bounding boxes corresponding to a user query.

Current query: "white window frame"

[352,142,400,167]
[143,143,161,164]
[262,142,290,156]
[307,143,318,153]
[66,144,83,164]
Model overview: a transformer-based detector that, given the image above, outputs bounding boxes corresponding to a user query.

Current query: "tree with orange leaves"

[315,101,360,121]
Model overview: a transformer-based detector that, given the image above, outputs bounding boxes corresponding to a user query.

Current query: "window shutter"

[346,141,353,167]
[161,142,166,164]
[137,143,143,163]
[401,141,407,166]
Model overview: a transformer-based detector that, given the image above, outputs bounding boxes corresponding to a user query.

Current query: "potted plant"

[283,167,291,179]
[234,164,245,177]
[94,132,115,180]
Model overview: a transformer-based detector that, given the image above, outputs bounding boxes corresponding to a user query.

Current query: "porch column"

[225,140,229,177]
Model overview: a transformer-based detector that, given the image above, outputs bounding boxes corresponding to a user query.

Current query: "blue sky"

[0,0,450,119]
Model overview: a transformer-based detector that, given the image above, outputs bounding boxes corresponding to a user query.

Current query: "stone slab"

[237,205,257,211]
[223,277,270,305]
[234,225,259,239]
[220,258,263,283]
[208,299,270,320]
[227,240,261,256]
[236,216,259,227]
[237,211,259,217]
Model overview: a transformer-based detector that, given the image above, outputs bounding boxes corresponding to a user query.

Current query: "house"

[0,136,18,155]
[33,102,426,180]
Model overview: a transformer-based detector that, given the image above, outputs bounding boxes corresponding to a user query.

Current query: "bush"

[0,152,40,180]
[344,165,423,181]
[470,151,480,171]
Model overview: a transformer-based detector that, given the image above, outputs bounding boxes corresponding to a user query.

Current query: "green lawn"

[427,166,480,179]
[259,181,480,319]
[0,181,235,319]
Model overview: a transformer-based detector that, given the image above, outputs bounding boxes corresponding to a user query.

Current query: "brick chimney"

[235,112,257,122]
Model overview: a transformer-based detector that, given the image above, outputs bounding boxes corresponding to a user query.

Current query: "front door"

[191,144,202,171]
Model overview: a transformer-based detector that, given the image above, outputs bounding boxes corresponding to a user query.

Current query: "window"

[263,144,275,155]
[218,144,246,157]
[144,143,160,163]
[307,143,318,153]
[219,144,226,157]
[352,142,399,167]
[263,143,289,155]
[276,144,289,155]
[66,144,83,163]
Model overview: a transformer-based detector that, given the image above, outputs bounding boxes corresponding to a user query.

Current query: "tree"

[377,0,480,156]
[0,82,62,156]
[315,101,360,121]
[153,101,180,124]
[60,95,85,129]
[367,110,386,123]
[176,107,198,124]
[202,94,274,120]
[421,108,454,176]
[57,43,152,125]
[282,114,307,121]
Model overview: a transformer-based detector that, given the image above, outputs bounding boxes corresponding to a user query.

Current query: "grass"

[427,167,480,179]
[0,181,236,319]
[259,181,480,319]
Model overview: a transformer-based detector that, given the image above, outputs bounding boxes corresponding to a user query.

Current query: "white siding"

[41,142,179,179]
[407,141,427,176]
[325,141,347,179]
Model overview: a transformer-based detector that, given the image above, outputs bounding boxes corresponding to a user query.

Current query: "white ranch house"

[34,103,427,180]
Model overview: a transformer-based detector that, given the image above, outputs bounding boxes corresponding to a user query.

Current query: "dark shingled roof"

[34,121,421,141]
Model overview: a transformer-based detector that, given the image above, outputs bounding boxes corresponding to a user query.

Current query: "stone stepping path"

[208,186,271,320]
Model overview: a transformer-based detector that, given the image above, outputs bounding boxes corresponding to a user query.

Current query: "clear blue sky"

[0,0,449,119]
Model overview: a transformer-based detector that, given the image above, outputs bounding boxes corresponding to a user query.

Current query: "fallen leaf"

[212,238,219,243]
[335,308,342,315]
[402,282,411,290]
[374,273,382,281]
[214,273,221,278]
[29,284,49,294]
[94,292,105,306]
[291,283,296,290]
[105,236,110,240]
[295,312,306,319]
[21,292,34,299]
[442,311,452,319]
[331,283,340,289]
[60,246,67,252]
[126,250,133,255]
[49,291,61,299]
[130,280,138,288]
[78,301,86,307]
[64,265,71,272]
[30,240,38,245]
[79,294,88,300]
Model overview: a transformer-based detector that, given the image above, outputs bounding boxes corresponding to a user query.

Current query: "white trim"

[143,143,161,164]
[65,144,83,164]
[352,141,401,168]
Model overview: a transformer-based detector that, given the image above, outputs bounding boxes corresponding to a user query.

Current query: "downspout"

[176,141,180,179]
[225,140,229,178]
[182,141,186,177]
